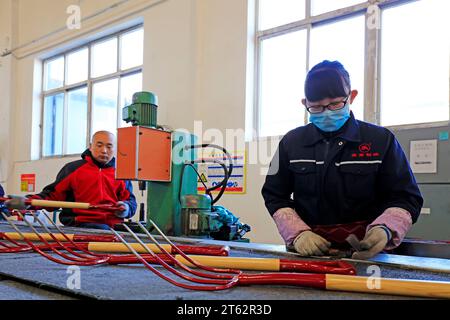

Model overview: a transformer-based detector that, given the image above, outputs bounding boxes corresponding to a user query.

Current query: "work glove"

[352,226,392,260]
[293,230,331,256]
[114,201,130,219]
[4,195,30,211]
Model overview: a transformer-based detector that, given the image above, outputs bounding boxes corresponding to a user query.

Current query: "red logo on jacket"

[359,143,371,153]
[351,143,380,159]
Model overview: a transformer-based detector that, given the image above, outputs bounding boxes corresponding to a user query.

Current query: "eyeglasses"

[306,96,350,114]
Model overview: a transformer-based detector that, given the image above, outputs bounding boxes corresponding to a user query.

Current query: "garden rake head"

[0,211,230,265]
[110,220,243,291]
[3,214,450,299]
[0,211,110,265]
[1,212,358,293]
[110,219,359,292]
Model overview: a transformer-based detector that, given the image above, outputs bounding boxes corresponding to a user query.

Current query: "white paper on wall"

[410,139,438,174]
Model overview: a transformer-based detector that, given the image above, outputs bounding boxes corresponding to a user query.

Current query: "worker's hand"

[114,201,130,218]
[352,226,391,260]
[4,195,30,211]
[293,230,331,256]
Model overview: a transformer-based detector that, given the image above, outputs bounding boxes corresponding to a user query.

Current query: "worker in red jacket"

[7,131,137,230]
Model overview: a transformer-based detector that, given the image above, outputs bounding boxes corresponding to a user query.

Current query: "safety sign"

[197,150,246,194]
[20,174,36,192]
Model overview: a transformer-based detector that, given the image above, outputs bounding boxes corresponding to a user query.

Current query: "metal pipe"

[1,0,130,58]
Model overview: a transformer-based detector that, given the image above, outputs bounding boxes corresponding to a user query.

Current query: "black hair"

[304,60,351,102]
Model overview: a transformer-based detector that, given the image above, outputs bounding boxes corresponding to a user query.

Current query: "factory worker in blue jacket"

[0,184,8,220]
[262,60,423,260]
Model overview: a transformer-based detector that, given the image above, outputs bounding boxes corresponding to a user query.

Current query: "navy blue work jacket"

[262,113,423,226]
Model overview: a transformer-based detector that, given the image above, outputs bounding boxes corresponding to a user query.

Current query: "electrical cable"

[186,144,234,205]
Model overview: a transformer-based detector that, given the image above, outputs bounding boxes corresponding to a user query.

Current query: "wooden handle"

[326,274,450,299]
[88,242,175,254]
[176,255,281,272]
[88,243,281,271]
[30,199,91,209]
[4,232,74,242]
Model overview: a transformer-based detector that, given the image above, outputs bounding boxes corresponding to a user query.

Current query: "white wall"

[192,0,283,244]
[0,0,15,191]
[0,0,284,245]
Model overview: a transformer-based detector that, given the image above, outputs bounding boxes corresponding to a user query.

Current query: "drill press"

[116,92,250,241]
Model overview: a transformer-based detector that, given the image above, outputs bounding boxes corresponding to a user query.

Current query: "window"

[309,15,365,121]
[380,0,449,126]
[41,26,143,157]
[44,57,64,90]
[92,78,119,135]
[66,48,88,85]
[259,30,307,137]
[255,0,450,138]
[311,0,365,16]
[258,0,306,30]
[67,87,88,155]
[42,94,64,157]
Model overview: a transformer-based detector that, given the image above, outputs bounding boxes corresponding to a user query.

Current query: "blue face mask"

[309,103,351,132]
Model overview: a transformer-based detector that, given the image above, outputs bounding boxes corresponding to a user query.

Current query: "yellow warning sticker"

[198,173,208,183]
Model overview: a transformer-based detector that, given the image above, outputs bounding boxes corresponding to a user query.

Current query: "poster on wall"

[20,174,36,192]
[410,140,438,174]
[197,150,246,194]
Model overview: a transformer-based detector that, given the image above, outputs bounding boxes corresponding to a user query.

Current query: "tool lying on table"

[0,232,118,243]
[0,211,228,257]
[0,211,353,274]
[1,211,113,265]
[108,220,355,291]
[2,212,449,298]
[0,239,229,256]
[109,219,450,298]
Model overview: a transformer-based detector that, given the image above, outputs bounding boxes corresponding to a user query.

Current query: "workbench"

[0,222,449,300]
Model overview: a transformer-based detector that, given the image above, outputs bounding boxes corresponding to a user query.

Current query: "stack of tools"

[1,210,450,298]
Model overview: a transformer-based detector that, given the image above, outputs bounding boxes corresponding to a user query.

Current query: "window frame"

[254,0,450,140]
[40,25,143,159]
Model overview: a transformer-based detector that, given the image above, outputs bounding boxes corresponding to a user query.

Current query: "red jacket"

[30,150,137,227]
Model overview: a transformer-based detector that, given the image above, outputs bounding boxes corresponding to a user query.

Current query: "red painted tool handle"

[0,242,92,254]
[0,243,32,253]
[88,204,122,212]
[0,196,32,208]
[36,242,90,251]
[107,254,174,265]
[238,273,327,289]
[279,259,356,275]
[72,235,119,242]
[173,245,230,257]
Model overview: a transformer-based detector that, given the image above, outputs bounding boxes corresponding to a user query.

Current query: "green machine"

[122,91,158,127]
[121,91,251,241]
[181,194,251,241]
